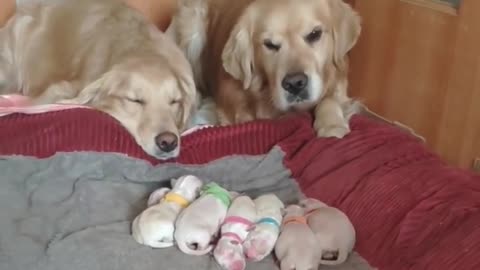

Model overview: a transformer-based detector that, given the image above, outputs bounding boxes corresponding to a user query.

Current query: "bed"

[0,108,479,270]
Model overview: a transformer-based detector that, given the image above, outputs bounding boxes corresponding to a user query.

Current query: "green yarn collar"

[201,182,232,208]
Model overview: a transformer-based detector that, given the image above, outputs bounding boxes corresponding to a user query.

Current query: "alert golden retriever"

[167,0,361,138]
[0,0,197,159]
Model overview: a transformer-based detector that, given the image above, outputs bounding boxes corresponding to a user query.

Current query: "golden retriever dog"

[167,0,361,138]
[0,0,197,159]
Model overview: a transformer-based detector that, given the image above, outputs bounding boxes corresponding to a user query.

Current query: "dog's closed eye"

[305,27,322,44]
[263,39,281,51]
[169,99,181,106]
[126,96,146,105]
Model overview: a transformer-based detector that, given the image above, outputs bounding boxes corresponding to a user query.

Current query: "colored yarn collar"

[282,216,307,226]
[223,216,255,227]
[201,182,232,208]
[257,217,281,229]
[162,193,190,208]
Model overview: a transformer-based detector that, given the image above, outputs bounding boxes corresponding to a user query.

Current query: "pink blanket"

[0,94,89,117]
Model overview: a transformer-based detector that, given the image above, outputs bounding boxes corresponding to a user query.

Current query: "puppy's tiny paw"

[316,124,350,138]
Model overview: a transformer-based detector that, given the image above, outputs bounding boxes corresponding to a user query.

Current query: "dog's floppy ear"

[222,9,256,90]
[58,71,120,105]
[170,177,179,188]
[177,74,199,129]
[327,0,361,70]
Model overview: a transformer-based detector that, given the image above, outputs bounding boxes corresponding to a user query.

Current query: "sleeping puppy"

[167,0,361,138]
[0,0,197,159]
[174,182,236,256]
[213,195,257,270]
[300,198,356,265]
[243,194,284,262]
[146,187,172,207]
[274,204,319,270]
[131,175,203,248]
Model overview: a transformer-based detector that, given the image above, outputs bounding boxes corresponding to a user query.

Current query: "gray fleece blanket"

[0,147,373,270]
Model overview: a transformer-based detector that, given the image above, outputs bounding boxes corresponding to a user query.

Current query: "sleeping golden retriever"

[0,0,197,159]
[167,0,361,138]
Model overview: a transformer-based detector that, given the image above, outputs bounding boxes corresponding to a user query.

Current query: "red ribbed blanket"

[0,109,479,270]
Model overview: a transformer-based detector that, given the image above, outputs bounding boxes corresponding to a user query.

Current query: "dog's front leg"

[0,37,16,95]
[215,74,255,125]
[0,57,13,94]
[32,80,81,105]
[314,97,350,138]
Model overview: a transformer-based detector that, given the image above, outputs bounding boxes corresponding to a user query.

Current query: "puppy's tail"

[177,231,213,256]
[319,248,349,266]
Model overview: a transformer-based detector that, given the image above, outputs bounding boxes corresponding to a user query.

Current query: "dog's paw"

[315,124,350,138]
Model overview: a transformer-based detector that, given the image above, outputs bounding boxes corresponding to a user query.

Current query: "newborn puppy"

[274,205,319,270]
[243,194,284,261]
[214,195,257,270]
[146,187,171,207]
[175,182,235,255]
[300,198,356,265]
[131,175,203,248]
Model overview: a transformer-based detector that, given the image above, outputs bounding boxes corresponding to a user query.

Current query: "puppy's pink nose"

[155,132,178,153]
[230,260,245,270]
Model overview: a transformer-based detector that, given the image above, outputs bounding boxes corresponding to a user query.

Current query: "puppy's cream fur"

[168,0,361,138]
[275,205,319,270]
[132,175,203,248]
[300,198,356,265]
[146,187,171,207]
[214,195,257,270]
[243,194,284,262]
[0,0,197,159]
[174,184,235,256]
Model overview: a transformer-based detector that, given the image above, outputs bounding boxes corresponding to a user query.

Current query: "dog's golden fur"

[0,0,197,159]
[168,0,361,138]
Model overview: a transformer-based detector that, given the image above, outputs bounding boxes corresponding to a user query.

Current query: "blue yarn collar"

[256,217,280,229]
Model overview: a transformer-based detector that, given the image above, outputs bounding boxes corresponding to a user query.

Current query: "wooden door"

[347,0,480,170]
[0,0,15,27]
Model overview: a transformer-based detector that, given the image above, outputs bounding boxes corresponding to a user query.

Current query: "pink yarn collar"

[222,216,254,227]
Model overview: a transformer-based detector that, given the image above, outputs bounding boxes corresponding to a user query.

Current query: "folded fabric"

[0,94,89,117]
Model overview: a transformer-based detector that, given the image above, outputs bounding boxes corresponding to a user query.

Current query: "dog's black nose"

[281,72,308,95]
[155,132,178,153]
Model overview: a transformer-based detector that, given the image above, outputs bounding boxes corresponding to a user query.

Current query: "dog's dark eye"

[126,97,145,105]
[305,27,323,44]
[169,99,181,106]
[263,39,281,51]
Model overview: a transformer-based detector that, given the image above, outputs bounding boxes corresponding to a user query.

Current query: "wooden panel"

[436,0,480,168]
[348,0,480,169]
[401,0,459,15]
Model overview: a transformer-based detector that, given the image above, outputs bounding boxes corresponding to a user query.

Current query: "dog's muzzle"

[153,132,180,159]
[282,72,310,103]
